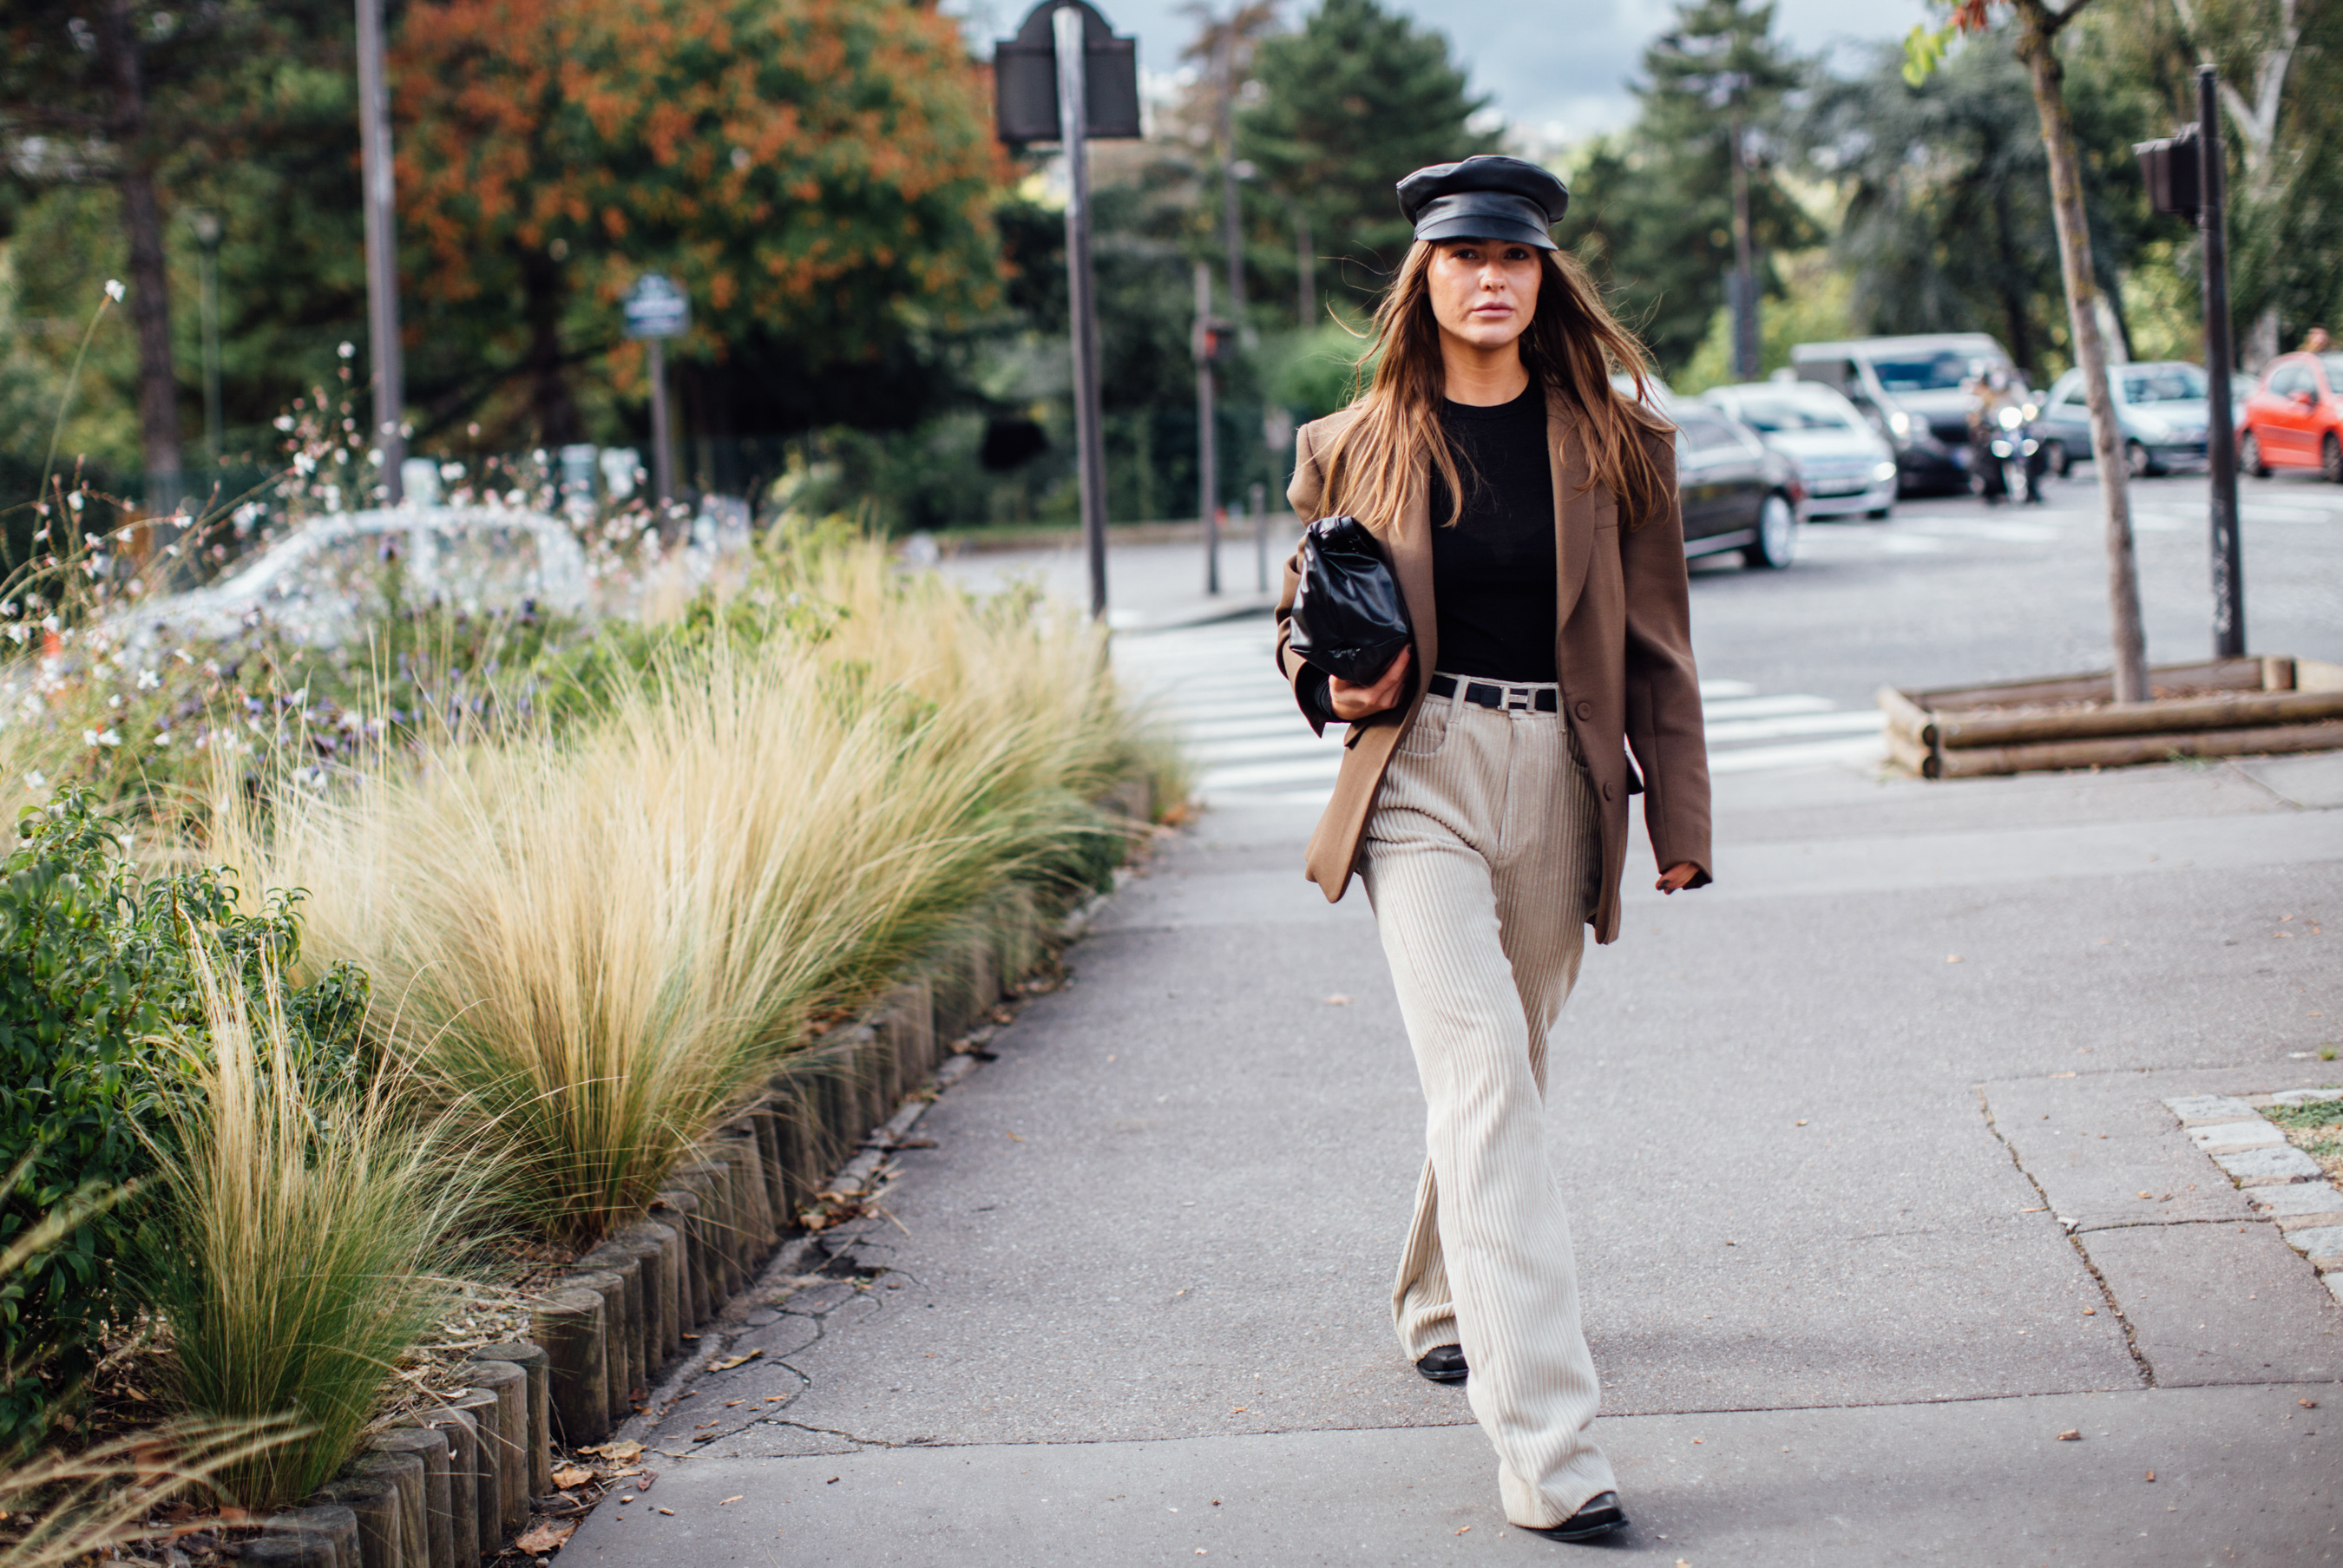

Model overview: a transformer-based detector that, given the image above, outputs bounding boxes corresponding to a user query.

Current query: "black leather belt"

[1428,673,1559,712]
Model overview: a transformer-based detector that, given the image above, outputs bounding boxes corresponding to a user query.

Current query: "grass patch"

[142,942,502,1508]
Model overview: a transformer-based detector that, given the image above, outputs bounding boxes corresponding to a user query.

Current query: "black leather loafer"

[1520,1492,1628,1543]
[1414,1344,1468,1384]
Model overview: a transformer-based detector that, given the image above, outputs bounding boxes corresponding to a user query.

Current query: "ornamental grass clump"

[143,941,501,1508]
[221,536,1150,1242]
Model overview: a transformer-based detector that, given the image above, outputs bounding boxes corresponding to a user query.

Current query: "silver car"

[1701,380,1900,520]
[2034,361,2231,477]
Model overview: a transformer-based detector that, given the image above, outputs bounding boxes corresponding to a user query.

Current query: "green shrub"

[0,789,366,1447]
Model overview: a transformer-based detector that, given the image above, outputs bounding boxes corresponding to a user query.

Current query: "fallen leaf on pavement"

[2145,1470,2156,1482]
[707,1349,763,1372]
[2303,1399,2320,1408]
[551,1465,593,1489]
[657,1506,674,1516]
[719,1496,744,1506]
[514,1520,577,1553]
[1324,994,1352,1006]
[1455,1525,1470,1534]
[2056,1429,2081,1441]
[581,1439,644,1463]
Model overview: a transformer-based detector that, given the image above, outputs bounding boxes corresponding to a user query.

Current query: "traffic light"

[2133,124,2201,219]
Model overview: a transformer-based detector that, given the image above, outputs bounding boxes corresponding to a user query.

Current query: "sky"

[951,0,1939,146]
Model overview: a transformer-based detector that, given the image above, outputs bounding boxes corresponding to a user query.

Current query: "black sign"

[994,1,1140,147]
[622,273,689,339]
[2135,125,2202,219]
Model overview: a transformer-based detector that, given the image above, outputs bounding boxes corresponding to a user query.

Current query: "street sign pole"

[2196,65,2244,658]
[355,0,405,505]
[647,338,674,506]
[1053,4,1110,620]
[622,274,689,507]
[1195,261,1219,596]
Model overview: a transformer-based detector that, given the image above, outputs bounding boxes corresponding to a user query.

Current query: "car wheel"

[1743,493,1797,570]
[2325,433,2343,485]
[2240,430,2269,479]
[2044,439,2071,477]
[2123,439,2152,479]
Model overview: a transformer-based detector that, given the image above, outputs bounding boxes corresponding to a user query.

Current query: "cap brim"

[1413,214,1559,251]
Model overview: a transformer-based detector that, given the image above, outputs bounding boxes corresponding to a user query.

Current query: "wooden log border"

[1880,656,2343,779]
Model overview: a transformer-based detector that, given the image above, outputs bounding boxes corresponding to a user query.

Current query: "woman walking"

[1276,155,1711,1543]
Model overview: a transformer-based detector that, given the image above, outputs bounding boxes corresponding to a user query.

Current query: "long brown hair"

[1314,241,1673,531]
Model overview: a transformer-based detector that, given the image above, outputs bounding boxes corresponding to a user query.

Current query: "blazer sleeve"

[1618,429,1714,886]
[1275,420,1337,735]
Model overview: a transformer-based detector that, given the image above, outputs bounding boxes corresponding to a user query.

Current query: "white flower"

[338,341,355,358]
[137,668,160,690]
[274,415,296,432]
[24,772,44,791]
[4,627,24,646]
[107,694,121,709]
[104,279,125,301]
[65,491,83,513]
[151,731,171,748]
[82,729,99,747]
[98,729,119,747]
[294,453,317,476]
[41,615,58,633]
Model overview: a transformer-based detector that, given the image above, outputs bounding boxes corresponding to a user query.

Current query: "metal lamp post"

[994,2,1141,620]
[185,208,224,468]
[354,0,404,504]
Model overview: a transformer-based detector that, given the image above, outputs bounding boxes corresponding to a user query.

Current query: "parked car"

[121,506,592,648]
[2033,361,2229,477]
[2239,351,2343,482]
[1699,380,1899,520]
[1789,332,2022,495]
[1671,403,1804,569]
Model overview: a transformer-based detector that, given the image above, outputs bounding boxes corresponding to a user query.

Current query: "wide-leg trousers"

[1356,676,1614,1528]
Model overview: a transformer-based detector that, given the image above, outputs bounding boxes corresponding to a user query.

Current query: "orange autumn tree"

[392,0,1011,446]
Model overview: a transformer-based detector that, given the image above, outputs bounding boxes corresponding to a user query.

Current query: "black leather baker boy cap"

[1395,154,1569,251]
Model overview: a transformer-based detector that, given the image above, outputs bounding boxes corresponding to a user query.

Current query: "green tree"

[1238,0,1500,315]
[1564,0,1818,377]
[391,0,1011,453]
[1794,28,2154,380]
[2079,0,2343,363]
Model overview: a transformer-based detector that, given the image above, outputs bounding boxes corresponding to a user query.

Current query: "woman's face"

[1425,239,1543,353]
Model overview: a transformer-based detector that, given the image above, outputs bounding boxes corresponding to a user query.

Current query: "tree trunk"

[520,252,580,446]
[101,0,181,511]
[2016,0,2149,702]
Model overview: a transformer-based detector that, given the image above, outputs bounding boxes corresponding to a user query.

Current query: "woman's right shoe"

[1519,1492,1628,1543]
[1414,1344,1468,1383]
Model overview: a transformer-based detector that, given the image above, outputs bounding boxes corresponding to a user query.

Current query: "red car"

[2240,351,2343,482]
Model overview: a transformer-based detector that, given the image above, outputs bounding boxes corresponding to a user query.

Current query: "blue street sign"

[623,273,689,339]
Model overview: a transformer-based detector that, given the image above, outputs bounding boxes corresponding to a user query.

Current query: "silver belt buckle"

[1506,686,1532,711]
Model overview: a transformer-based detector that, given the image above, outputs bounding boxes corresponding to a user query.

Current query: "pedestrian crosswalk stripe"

[1114,618,1884,804]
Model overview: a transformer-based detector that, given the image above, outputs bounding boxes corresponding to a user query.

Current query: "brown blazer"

[1275,386,1714,944]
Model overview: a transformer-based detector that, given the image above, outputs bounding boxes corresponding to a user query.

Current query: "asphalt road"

[562,468,2343,1566]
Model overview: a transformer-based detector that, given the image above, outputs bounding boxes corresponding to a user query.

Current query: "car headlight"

[1888,410,1912,438]
[1873,460,1899,481]
[1997,405,2024,430]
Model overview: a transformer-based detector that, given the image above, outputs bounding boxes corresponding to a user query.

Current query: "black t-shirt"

[1428,385,1557,683]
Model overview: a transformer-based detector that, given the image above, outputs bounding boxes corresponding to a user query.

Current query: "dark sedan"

[1673,404,1804,569]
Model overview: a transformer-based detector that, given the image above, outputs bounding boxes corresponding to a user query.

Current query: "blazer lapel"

[1390,460,1437,686]
[1549,388,1596,629]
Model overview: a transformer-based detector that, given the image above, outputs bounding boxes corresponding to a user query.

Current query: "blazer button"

[1602,780,1617,801]
[1573,699,1593,720]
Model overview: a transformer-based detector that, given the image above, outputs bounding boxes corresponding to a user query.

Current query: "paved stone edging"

[2164,1089,2343,1305]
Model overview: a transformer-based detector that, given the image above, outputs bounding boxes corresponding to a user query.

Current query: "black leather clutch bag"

[1288,514,1413,686]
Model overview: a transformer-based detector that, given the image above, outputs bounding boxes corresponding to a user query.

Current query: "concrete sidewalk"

[559,744,2341,1566]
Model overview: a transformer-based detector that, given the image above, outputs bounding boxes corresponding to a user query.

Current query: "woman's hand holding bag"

[1290,515,1415,718]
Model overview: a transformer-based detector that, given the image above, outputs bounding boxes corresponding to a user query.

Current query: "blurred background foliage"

[3,0,2341,532]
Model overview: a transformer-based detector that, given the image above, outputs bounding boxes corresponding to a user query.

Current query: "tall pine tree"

[1565,0,1815,376]
[1237,0,1500,313]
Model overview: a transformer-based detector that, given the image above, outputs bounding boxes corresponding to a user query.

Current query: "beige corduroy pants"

[1357,677,1614,1528]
